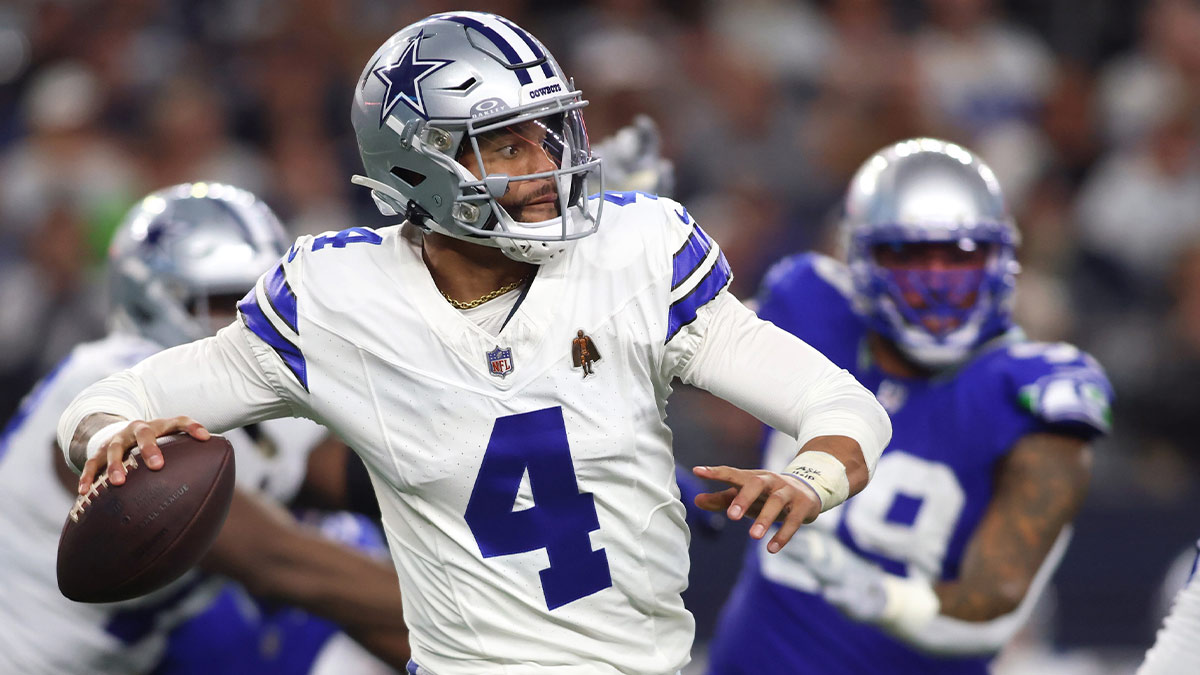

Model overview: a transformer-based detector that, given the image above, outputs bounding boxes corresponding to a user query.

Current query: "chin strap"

[350,175,403,217]
[352,174,441,231]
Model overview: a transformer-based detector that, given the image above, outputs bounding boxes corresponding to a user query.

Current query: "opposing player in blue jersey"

[706,138,1113,674]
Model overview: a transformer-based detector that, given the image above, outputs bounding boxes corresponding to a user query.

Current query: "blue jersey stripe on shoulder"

[439,15,533,85]
[666,250,732,343]
[671,224,714,291]
[263,262,298,334]
[237,289,309,391]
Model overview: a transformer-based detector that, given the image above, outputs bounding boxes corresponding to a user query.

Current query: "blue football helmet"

[843,138,1021,368]
[109,182,289,348]
[350,11,603,264]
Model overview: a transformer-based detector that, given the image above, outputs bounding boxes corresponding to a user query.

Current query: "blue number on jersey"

[288,227,382,260]
[597,190,658,207]
[466,407,612,610]
[310,227,382,252]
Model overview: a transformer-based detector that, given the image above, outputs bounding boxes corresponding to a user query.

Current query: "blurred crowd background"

[2,0,1198,670]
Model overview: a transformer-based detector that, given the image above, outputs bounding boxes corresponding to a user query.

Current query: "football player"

[0,183,408,673]
[57,12,892,674]
[706,138,1113,674]
[1139,538,1200,673]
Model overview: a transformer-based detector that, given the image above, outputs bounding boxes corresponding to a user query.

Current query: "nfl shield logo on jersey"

[487,345,514,379]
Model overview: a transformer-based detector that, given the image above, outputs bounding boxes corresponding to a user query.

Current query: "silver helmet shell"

[109,182,289,348]
[351,11,603,264]
[843,138,1021,368]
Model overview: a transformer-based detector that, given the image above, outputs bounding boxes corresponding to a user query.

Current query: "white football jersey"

[0,332,324,675]
[1140,540,1200,674]
[235,192,729,674]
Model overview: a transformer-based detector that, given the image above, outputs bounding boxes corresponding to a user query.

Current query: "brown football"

[57,433,236,603]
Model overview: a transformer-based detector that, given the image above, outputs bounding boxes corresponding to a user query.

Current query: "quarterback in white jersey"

[59,12,891,675]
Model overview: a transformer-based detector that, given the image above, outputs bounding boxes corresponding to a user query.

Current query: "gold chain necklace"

[441,276,529,310]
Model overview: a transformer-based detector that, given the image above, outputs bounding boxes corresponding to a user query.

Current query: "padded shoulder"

[589,191,733,345]
[754,253,862,367]
[590,191,695,263]
[235,227,391,392]
[759,252,854,309]
[976,340,1113,440]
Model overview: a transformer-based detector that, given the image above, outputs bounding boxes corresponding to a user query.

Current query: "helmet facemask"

[850,225,1019,369]
[451,100,603,262]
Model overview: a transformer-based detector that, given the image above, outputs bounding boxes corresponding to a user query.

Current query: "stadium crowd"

[2,0,1199,670]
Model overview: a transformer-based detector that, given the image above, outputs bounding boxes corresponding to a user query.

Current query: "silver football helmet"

[109,182,289,348]
[843,138,1021,368]
[350,11,603,264]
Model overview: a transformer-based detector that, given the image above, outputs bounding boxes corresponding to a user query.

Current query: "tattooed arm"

[795,432,1091,654]
[935,432,1092,621]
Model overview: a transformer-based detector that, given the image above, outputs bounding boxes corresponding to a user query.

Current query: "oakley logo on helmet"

[372,30,452,126]
[470,97,510,118]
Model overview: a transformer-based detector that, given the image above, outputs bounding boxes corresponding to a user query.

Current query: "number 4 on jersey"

[466,407,612,610]
[311,227,381,251]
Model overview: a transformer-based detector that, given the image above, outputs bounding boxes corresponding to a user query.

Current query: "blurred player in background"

[707,138,1112,674]
[58,12,891,674]
[1139,538,1200,673]
[0,183,408,674]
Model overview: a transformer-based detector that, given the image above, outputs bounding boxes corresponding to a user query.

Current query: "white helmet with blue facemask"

[843,138,1021,369]
[350,11,603,265]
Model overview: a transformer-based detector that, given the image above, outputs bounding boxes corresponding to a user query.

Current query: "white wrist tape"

[85,421,130,462]
[782,450,850,512]
[880,574,942,637]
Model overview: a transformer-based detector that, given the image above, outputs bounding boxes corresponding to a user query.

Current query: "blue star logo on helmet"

[372,31,452,126]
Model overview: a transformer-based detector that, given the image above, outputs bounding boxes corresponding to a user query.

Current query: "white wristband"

[880,574,941,637]
[782,450,850,512]
[85,421,130,462]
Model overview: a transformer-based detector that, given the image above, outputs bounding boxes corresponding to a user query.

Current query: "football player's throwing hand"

[78,416,210,495]
[692,465,821,554]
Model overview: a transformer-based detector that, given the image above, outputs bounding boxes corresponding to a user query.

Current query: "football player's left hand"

[692,465,821,553]
[793,531,941,635]
[793,531,890,623]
